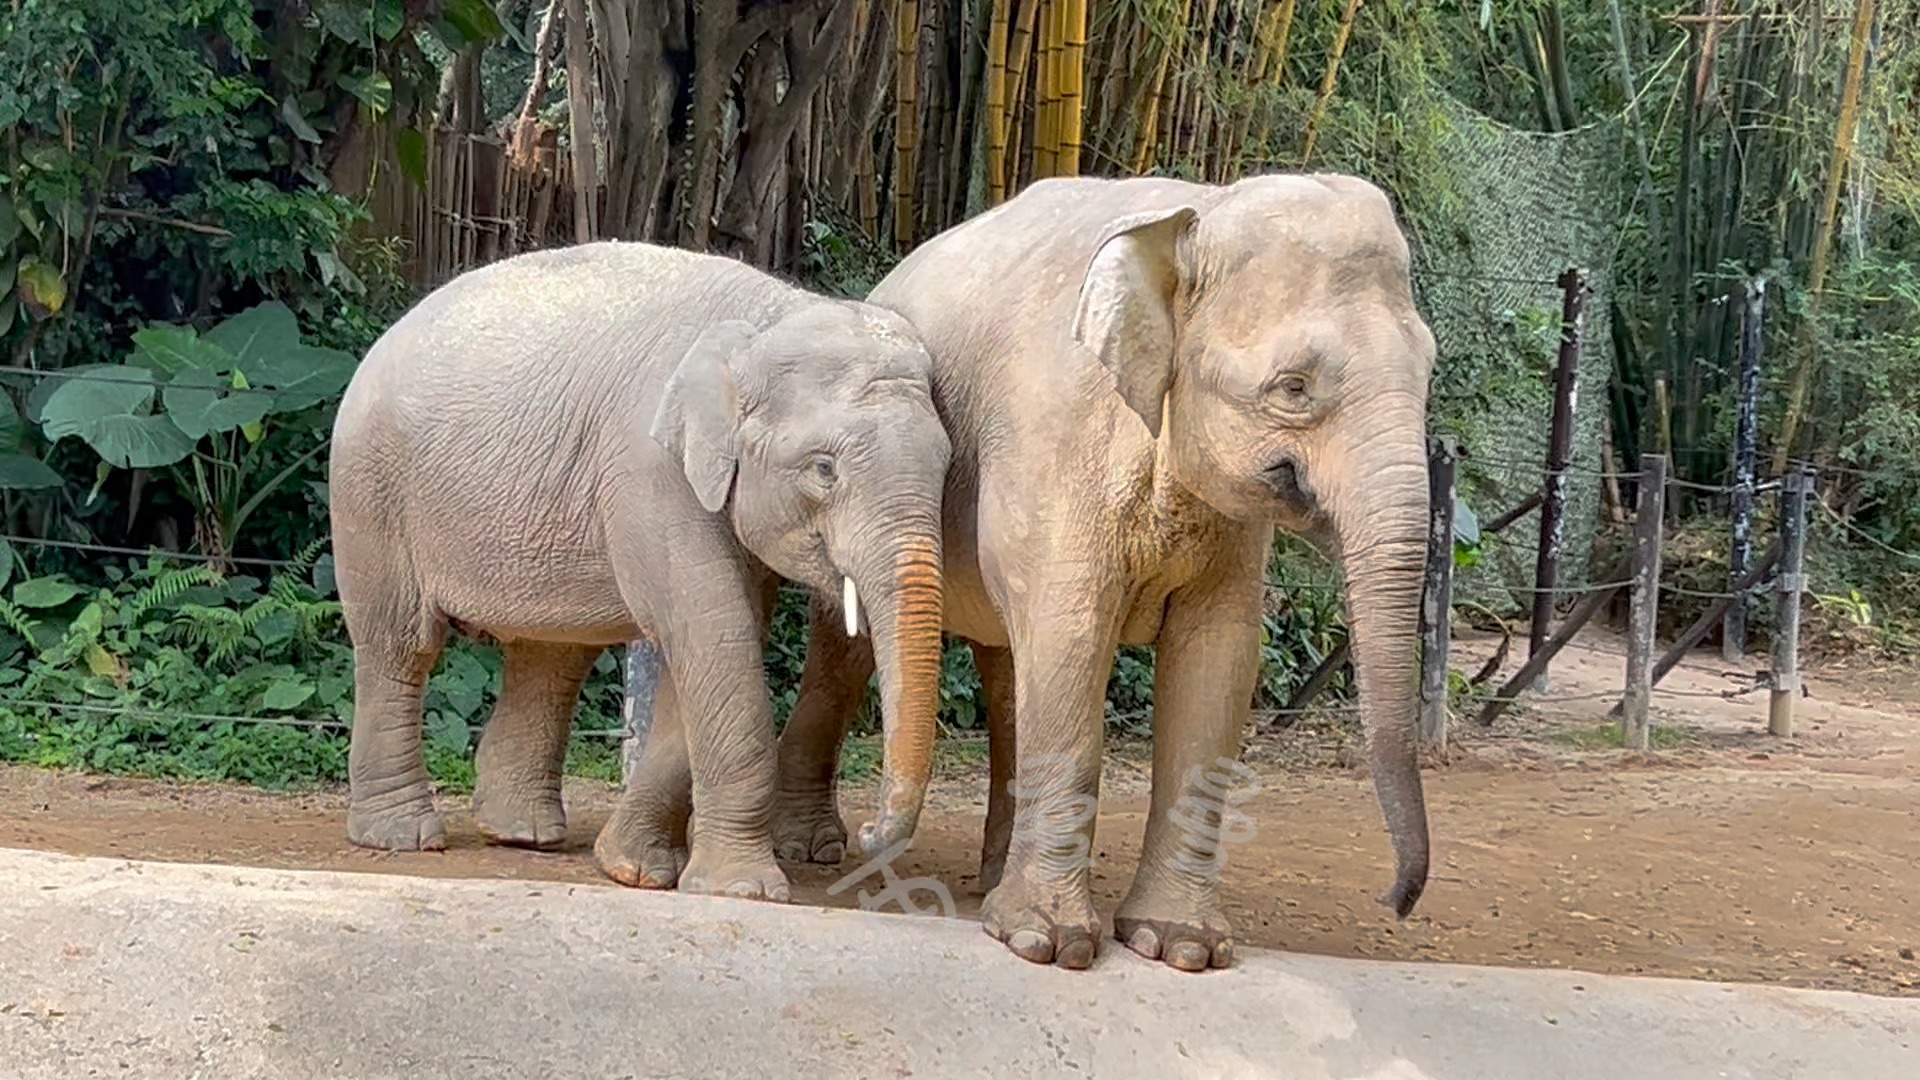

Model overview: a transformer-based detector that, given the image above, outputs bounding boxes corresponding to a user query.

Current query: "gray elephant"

[758,173,1437,967]
[328,240,949,901]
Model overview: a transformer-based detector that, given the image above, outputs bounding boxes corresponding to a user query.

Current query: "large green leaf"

[203,302,304,370]
[39,369,197,469]
[313,0,404,43]
[197,302,357,414]
[16,257,65,318]
[28,364,123,422]
[131,325,233,377]
[0,394,23,452]
[13,576,82,608]
[395,128,429,191]
[165,370,273,440]
[261,678,316,711]
[0,453,63,489]
[338,71,394,116]
[441,0,506,43]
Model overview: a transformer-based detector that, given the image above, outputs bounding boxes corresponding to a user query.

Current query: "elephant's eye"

[807,454,838,485]
[1275,374,1311,403]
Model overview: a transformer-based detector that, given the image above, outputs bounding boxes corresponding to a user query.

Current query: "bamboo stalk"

[1130,28,1175,174]
[1003,0,1043,191]
[1300,0,1361,164]
[986,0,1012,203]
[1176,0,1218,173]
[1247,0,1296,158]
[1058,0,1086,175]
[1774,0,1877,473]
[894,0,920,251]
[1034,0,1058,180]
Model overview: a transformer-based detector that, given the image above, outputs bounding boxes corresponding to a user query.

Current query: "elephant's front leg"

[772,593,875,864]
[1114,541,1266,972]
[981,593,1119,970]
[661,616,790,902]
[594,666,692,888]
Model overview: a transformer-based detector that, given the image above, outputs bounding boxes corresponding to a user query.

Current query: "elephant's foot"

[592,812,687,889]
[346,797,446,852]
[771,789,848,864]
[679,848,792,903]
[979,874,1100,969]
[472,783,567,851]
[1112,889,1235,972]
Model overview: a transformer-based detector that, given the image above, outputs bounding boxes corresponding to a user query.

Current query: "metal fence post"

[1622,453,1666,749]
[1724,277,1766,660]
[1768,465,1812,737]
[620,638,663,787]
[1530,267,1588,692]
[1420,436,1460,748]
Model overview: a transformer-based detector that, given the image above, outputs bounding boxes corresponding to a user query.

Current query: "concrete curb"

[0,847,1912,1078]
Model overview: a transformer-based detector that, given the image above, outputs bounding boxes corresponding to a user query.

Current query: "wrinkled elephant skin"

[770,174,1438,970]
[328,241,949,903]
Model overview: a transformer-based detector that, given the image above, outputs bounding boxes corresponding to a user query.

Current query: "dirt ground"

[2,625,1916,997]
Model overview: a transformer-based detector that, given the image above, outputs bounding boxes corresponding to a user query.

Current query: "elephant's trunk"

[846,529,945,860]
[1330,435,1432,918]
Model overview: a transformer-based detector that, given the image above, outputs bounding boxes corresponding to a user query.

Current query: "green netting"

[1405,89,1627,611]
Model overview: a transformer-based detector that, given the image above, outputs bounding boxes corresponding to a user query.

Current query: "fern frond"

[128,566,222,623]
[0,595,41,645]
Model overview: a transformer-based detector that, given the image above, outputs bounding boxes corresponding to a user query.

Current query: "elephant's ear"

[650,320,757,514]
[1072,205,1199,439]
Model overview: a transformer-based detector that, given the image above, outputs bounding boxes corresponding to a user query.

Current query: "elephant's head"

[651,302,949,858]
[1074,173,1435,917]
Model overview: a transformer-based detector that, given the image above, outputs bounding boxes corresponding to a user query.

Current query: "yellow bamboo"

[1246,0,1297,159]
[894,0,919,250]
[1774,0,1877,471]
[1178,0,1220,167]
[1036,0,1060,180]
[1058,0,1086,175]
[1130,42,1174,173]
[986,0,1012,203]
[1300,0,1361,164]
[1003,0,1044,191]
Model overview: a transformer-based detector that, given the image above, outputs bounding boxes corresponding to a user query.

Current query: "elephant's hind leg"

[472,640,601,850]
[773,593,875,864]
[595,668,693,889]
[344,609,448,852]
[974,642,1017,890]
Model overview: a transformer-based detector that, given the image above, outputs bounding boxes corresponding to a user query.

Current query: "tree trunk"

[893,0,920,250]
[562,0,599,242]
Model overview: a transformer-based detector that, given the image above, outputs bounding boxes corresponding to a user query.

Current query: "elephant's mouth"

[1259,455,1315,512]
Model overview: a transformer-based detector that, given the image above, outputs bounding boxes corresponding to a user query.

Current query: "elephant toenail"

[1212,941,1234,968]
[1127,925,1161,956]
[1167,941,1211,971]
[1007,929,1051,961]
[816,841,845,863]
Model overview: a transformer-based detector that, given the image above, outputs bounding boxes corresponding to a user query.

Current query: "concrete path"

[0,848,1912,1079]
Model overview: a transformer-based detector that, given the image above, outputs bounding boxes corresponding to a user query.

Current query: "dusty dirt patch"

[2,626,1916,997]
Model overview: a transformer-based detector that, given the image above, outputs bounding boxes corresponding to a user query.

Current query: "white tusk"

[843,576,860,637]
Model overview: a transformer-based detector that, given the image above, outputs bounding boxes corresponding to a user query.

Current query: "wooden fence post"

[1724,277,1766,660]
[1622,453,1666,749]
[1530,267,1588,691]
[620,638,663,787]
[1419,436,1459,748]
[1768,465,1812,737]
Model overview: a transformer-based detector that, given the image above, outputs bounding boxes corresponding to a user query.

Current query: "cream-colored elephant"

[763,173,1438,970]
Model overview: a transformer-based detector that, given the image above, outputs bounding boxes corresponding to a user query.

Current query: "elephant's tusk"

[843,576,860,637]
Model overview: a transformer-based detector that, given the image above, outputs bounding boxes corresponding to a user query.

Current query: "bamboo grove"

[452,1,1915,550]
